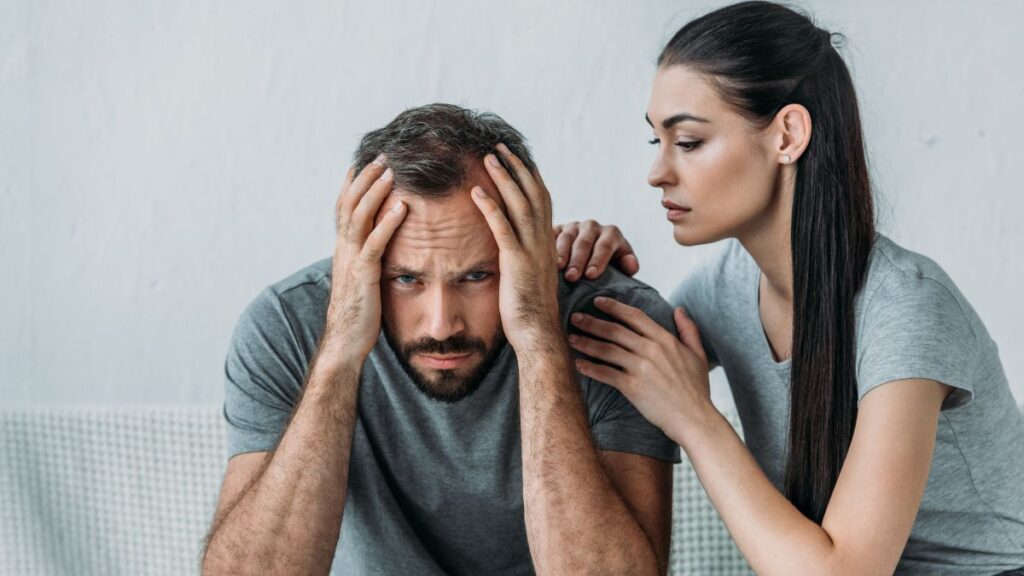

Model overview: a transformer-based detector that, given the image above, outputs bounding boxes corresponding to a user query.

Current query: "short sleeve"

[576,286,681,463]
[857,277,977,410]
[223,287,306,457]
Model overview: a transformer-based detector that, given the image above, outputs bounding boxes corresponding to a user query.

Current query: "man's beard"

[383,326,507,403]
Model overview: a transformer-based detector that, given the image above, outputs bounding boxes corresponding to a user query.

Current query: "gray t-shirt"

[223,258,681,575]
[672,235,1024,575]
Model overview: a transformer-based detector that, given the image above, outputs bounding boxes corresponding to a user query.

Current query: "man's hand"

[323,155,407,366]
[470,144,562,354]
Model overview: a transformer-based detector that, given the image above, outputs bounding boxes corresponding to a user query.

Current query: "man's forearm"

[203,352,362,575]
[518,337,660,575]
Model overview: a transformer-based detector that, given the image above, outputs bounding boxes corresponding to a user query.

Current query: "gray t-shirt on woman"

[672,235,1024,575]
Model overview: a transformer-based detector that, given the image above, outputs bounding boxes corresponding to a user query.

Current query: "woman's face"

[646,65,783,246]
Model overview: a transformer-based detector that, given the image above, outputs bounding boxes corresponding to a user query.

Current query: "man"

[202,103,680,575]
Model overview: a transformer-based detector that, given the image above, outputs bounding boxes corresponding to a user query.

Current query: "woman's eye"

[395,275,417,285]
[465,271,490,282]
[676,140,703,152]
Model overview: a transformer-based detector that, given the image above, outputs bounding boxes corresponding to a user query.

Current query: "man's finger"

[349,167,395,241]
[471,186,520,253]
[342,155,388,222]
[482,153,532,238]
[496,143,549,217]
[360,200,407,264]
[335,166,357,231]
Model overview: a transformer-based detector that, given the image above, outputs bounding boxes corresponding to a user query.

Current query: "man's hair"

[352,103,537,197]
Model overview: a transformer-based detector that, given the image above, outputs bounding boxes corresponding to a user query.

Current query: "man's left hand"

[471,143,562,354]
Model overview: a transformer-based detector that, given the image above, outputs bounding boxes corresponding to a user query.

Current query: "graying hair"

[352,103,537,197]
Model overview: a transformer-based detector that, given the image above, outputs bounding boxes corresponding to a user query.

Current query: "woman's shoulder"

[859,234,976,329]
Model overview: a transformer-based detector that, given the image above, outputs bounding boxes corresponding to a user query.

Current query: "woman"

[555,2,1024,574]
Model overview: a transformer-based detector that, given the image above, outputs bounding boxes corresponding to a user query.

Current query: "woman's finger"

[570,311,647,352]
[554,222,579,270]
[593,296,664,339]
[584,225,633,279]
[567,334,635,369]
[573,357,632,392]
[566,220,600,281]
[675,307,708,363]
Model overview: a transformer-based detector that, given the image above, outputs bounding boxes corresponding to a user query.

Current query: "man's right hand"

[322,155,407,367]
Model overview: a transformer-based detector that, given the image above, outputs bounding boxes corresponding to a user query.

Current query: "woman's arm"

[568,298,952,575]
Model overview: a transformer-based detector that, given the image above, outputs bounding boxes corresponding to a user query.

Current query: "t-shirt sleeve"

[856,276,977,410]
[668,271,720,369]
[577,286,682,463]
[223,287,306,458]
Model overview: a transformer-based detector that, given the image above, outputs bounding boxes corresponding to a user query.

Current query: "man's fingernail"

[373,154,385,165]
[391,201,404,213]
[472,186,485,198]
[496,143,510,154]
[382,167,393,180]
[487,154,500,167]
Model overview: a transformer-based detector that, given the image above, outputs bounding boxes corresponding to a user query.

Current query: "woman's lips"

[417,352,473,370]
[662,199,692,221]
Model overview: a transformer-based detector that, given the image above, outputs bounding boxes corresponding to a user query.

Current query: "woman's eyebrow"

[645,112,711,129]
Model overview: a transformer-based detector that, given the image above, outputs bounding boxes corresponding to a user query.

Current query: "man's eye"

[465,271,491,282]
[676,140,703,152]
[395,275,417,285]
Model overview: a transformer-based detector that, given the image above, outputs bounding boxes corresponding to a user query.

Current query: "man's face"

[377,162,506,402]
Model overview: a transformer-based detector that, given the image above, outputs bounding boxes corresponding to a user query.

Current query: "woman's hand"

[554,221,640,282]
[568,297,715,435]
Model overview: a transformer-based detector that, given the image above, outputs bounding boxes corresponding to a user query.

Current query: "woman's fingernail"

[571,313,583,323]
[568,335,579,344]
[567,267,579,278]
[595,296,609,306]
[586,266,598,277]
[557,255,565,266]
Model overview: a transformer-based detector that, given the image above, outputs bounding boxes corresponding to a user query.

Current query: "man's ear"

[771,103,812,165]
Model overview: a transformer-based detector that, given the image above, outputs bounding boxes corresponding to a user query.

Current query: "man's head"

[352,103,537,403]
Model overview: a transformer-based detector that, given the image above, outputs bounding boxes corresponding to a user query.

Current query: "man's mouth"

[416,352,474,370]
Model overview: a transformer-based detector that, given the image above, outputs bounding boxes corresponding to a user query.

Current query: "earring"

[782,154,792,164]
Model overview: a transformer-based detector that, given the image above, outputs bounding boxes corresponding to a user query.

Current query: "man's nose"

[423,286,465,342]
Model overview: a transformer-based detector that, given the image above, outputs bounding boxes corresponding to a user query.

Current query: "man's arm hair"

[201,349,361,575]
[518,338,666,575]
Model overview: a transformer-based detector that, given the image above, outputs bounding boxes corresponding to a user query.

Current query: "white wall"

[2,0,1021,407]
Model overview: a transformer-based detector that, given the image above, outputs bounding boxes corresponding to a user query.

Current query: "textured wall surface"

[2,0,1021,407]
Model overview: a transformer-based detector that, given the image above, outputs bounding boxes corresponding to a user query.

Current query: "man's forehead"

[380,190,499,272]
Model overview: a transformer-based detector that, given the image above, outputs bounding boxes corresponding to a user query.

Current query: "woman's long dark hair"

[659,1,875,522]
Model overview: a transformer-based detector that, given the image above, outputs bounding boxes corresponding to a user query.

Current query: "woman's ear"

[772,103,813,165]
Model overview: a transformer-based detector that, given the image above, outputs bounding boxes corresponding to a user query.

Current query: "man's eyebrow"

[451,258,499,278]
[645,112,710,129]
[382,263,421,276]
